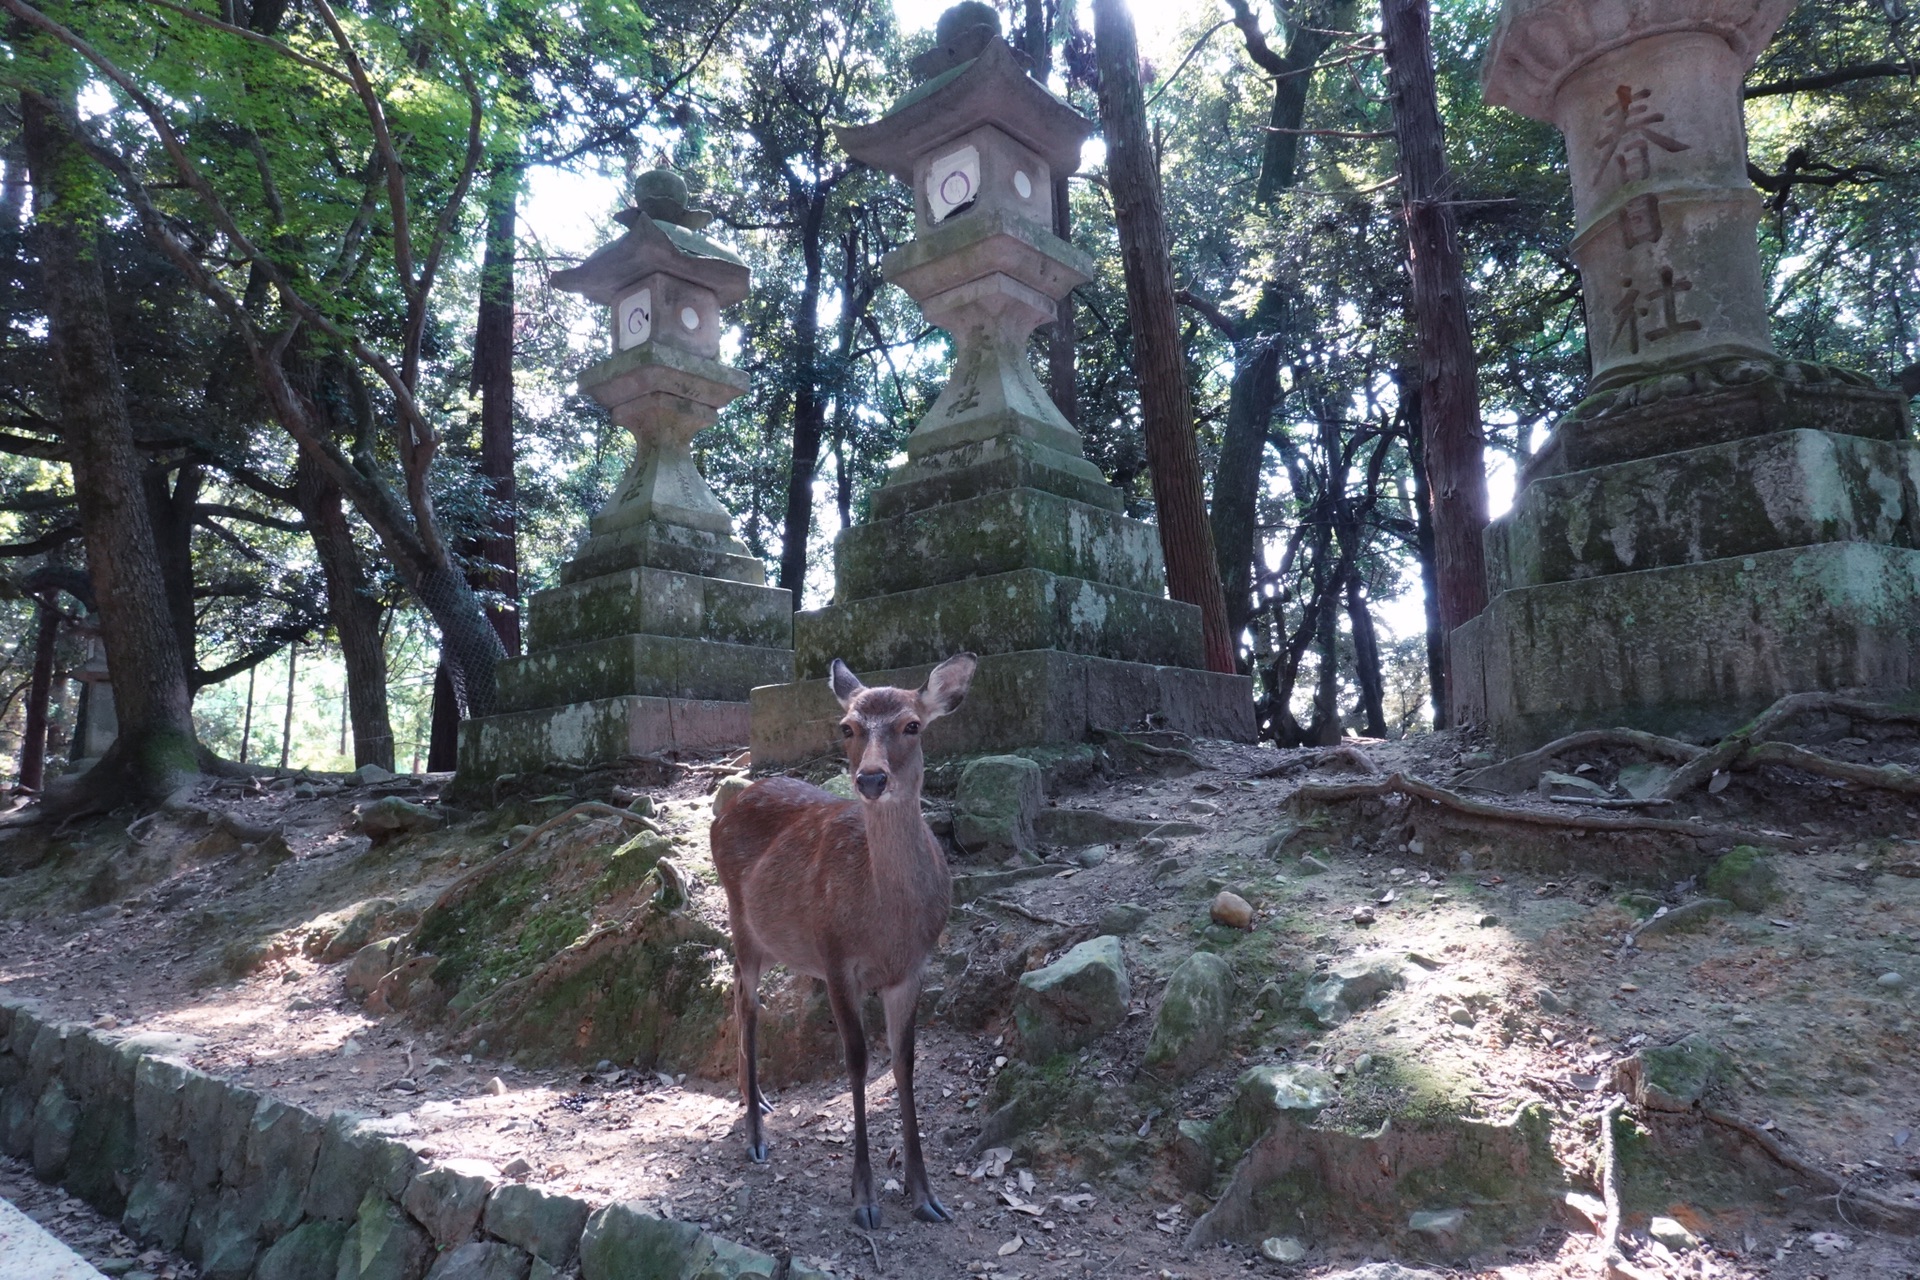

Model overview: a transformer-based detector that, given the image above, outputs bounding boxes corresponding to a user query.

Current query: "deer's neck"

[860,794,942,913]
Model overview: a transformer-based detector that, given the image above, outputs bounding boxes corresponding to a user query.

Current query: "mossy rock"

[1703,845,1780,912]
[1144,952,1235,1081]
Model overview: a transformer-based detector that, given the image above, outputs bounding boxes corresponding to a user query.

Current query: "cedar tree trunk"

[296,449,395,769]
[1093,0,1236,674]
[1381,0,1489,709]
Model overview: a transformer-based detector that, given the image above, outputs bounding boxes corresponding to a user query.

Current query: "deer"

[710,652,976,1229]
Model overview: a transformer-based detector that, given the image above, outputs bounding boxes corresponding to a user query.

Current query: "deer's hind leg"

[883,976,948,1222]
[733,939,772,1161]
[826,970,880,1228]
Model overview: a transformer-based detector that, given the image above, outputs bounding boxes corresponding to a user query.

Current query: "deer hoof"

[747,1139,769,1163]
[914,1195,951,1223]
[853,1203,882,1230]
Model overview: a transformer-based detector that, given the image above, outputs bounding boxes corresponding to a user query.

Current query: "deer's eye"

[841,724,855,739]
[903,721,921,736]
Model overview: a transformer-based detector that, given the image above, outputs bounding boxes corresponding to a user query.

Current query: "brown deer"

[710,652,975,1228]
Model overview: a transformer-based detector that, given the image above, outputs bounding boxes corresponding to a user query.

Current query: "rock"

[953,756,1044,860]
[356,797,442,843]
[1260,1236,1307,1263]
[710,776,749,820]
[1096,903,1149,935]
[1648,1216,1698,1250]
[345,940,400,1002]
[1615,762,1674,799]
[1408,1208,1466,1241]
[122,1175,192,1250]
[1634,898,1733,938]
[31,1078,76,1180]
[425,1242,533,1280]
[306,1114,419,1222]
[1185,798,1219,815]
[254,1220,349,1280]
[1302,956,1407,1028]
[404,1164,494,1249]
[1616,1033,1727,1111]
[335,1190,430,1280]
[1262,824,1305,857]
[575,1203,715,1280]
[1209,891,1253,930]
[1704,846,1779,911]
[1322,1266,1440,1280]
[1169,1119,1212,1192]
[349,764,401,786]
[1877,971,1905,989]
[1212,1064,1338,1159]
[1013,936,1130,1061]
[1071,844,1109,868]
[1535,987,1566,1013]
[1151,856,1183,881]
[1143,952,1235,1080]
[321,900,403,963]
[1540,770,1610,798]
[482,1183,591,1267]
[367,955,441,1015]
[1561,1191,1606,1229]
[1476,914,1499,927]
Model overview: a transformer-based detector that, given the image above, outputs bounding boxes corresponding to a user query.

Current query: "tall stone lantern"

[751,3,1254,766]
[1452,0,1919,747]
[458,170,793,779]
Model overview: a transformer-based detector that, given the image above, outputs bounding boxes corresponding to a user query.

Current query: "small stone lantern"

[456,170,792,779]
[548,169,753,552]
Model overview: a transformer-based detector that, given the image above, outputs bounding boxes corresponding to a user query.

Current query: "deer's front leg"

[883,976,947,1222]
[734,948,769,1162]
[826,973,879,1228]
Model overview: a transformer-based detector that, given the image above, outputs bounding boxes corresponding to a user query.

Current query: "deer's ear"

[829,659,865,709]
[918,651,977,722]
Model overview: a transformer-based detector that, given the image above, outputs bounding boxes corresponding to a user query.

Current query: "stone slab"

[494,634,792,715]
[0,1194,107,1279]
[560,522,764,587]
[459,694,751,778]
[751,648,1255,769]
[1452,541,1920,750]
[794,568,1204,678]
[526,565,792,653]
[1490,428,1920,593]
[1524,368,1909,482]
[834,486,1163,601]
[869,430,1123,520]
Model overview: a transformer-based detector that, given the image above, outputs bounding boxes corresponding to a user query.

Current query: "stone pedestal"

[1456,0,1920,747]
[459,173,791,780]
[750,8,1252,768]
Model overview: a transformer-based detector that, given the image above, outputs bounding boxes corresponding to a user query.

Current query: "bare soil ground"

[1,732,1918,1280]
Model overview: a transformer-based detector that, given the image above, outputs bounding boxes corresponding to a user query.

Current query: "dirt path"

[1,737,1917,1280]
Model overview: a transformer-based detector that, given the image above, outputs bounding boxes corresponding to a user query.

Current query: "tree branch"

[194,503,306,534]
[136,0,354,84]
[1745,60,1918,98]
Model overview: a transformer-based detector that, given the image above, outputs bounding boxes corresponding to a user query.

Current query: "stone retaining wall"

[0,999,820,1280]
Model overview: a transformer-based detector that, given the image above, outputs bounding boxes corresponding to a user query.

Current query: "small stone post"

[457,171,792,778]
[1453,0,1919,747]
[749,3,1253,766]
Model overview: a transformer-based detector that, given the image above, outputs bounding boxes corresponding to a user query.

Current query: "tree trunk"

[470,167,521,656]
[296,449,394,769]
[777,193,829,607]
[279,644,296,769]
[1346,569,1388,737]
[1093,0,1237,675]
[21,85,201,805]
[17,596,58,791]
[1401,375,1449,728]
[1381,0,1489,710]
[1209,320,1283,648]
[428,665,460,773]
[1308,564,1342,745]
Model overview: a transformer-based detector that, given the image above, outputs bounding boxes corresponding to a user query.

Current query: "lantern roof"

[550,169,748,307]
[835,6,1090,184]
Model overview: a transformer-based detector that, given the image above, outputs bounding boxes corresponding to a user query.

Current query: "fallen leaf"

[1017,1169,1036,1194]
[1708,771,1730,795]
[998,1235,1024,1256]
[1808,1232,1852,1257]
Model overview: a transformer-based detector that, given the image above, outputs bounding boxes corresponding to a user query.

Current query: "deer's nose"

[855,770,889,799]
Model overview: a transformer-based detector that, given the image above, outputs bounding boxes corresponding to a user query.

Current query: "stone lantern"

[1452,0,1919,747]
[458,170,793,778]
[750,3,1253,766]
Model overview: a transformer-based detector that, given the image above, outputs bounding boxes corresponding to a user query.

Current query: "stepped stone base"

[1451,541,1920,750]
[460,694,751,778]
[751,648,1255,770]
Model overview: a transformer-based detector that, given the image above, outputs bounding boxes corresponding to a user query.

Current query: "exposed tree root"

[1254,744,1382,779]
[1460,730,1704,794]
[1597,1097,1626,1277]
[1290,772,1802,849]
[1703,1109,1920,1232]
